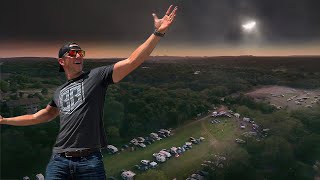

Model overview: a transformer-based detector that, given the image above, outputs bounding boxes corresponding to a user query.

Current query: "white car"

[138,143,146,148]
[159,150,171,158]
[149,161,158,168]
[153,153,166,163]
[141,160,150,166]
[106,145,118,154]
[235,138,246,144]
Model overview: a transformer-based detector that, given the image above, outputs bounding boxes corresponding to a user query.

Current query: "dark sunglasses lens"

[68,50,77,57]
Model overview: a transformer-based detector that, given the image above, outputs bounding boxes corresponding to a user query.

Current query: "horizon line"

[1,54,320,59]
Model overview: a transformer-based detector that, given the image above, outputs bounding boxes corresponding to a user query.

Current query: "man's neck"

[66,71,83,80]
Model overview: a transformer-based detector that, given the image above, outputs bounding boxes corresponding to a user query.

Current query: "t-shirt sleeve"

[48,100,57,107]
[95,64,115,86]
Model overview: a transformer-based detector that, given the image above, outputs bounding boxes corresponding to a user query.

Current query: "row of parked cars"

[127,129,172,149]
[120,136,205,180]
[105,129,172,155]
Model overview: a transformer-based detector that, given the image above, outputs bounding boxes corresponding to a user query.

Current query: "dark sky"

[0,0,320,57]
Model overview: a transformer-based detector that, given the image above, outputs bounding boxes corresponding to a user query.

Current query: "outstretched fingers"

[166,5,173,15]
[169,6,178,21]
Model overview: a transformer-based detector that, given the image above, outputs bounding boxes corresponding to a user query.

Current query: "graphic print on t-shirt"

[59,81,85,114]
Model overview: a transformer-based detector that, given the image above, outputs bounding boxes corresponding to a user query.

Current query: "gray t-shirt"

[49,64,114,153]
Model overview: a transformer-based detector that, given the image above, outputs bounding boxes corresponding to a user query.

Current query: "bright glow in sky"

[242,21,256,32]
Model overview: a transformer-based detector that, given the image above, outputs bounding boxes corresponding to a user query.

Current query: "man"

[0,5,178,179]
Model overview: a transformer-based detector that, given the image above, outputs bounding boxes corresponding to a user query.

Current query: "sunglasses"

[64,49,85,58]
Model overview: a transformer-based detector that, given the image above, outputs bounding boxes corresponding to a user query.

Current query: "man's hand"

[152,5,178,34]
[112,5,178,83]
[0,105,59,126]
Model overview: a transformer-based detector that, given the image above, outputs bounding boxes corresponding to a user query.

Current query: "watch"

[153,30,165,37]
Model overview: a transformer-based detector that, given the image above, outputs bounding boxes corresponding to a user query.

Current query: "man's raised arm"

[112,5,178,83]
[0,105,59,126]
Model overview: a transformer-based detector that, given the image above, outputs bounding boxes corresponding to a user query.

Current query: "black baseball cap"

[58,42,82,72]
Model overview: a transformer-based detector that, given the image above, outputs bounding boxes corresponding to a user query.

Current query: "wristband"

[153,30,165,37]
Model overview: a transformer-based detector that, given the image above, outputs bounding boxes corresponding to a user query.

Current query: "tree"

[41,88,48,95]
[0,80,10,92]
[12,106,26,116]
[106,126,120,138]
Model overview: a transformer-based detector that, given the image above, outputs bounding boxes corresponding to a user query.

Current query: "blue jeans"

[45,152,106,180]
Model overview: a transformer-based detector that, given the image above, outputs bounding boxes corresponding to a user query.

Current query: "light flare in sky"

[242,21,256,32]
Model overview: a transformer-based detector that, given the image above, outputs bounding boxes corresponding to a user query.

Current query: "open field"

[103,115,240,179]
[246,85,320,110]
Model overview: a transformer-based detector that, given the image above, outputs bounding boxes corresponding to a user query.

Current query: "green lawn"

[103,116,238,179]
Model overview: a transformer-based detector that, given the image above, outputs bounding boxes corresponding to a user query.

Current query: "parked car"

[158,132,167,138]
[235,138,246,144]
[136,137,145,143]
[107,145,119,154]
[144,136,155,143]
[141,160,150,166]
[191,173,205,180]
[153,153,166,163]
[183,144,190,150]
[134,164,148,171]
[185,142,193,149]
[150,133,162,140]
[170,147,178,155]
[130,138,138,144]
[159,129,171,136]
[191,139,200,144]
[138,143,146,148]
[159,150,172,158]
[149,161,158,168]
[177,147,184,153]
[121,170,136,180]
[36,174,44,180]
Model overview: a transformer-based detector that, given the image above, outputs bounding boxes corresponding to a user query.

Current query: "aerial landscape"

[1,56,320,179]
[1,0,320,179]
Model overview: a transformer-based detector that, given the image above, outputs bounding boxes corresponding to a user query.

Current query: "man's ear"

[58,58,64,65]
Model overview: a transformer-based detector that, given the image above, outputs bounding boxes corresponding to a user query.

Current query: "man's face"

[61,50,84,74]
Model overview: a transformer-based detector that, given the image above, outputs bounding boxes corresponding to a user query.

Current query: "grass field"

[103,116,240,179]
